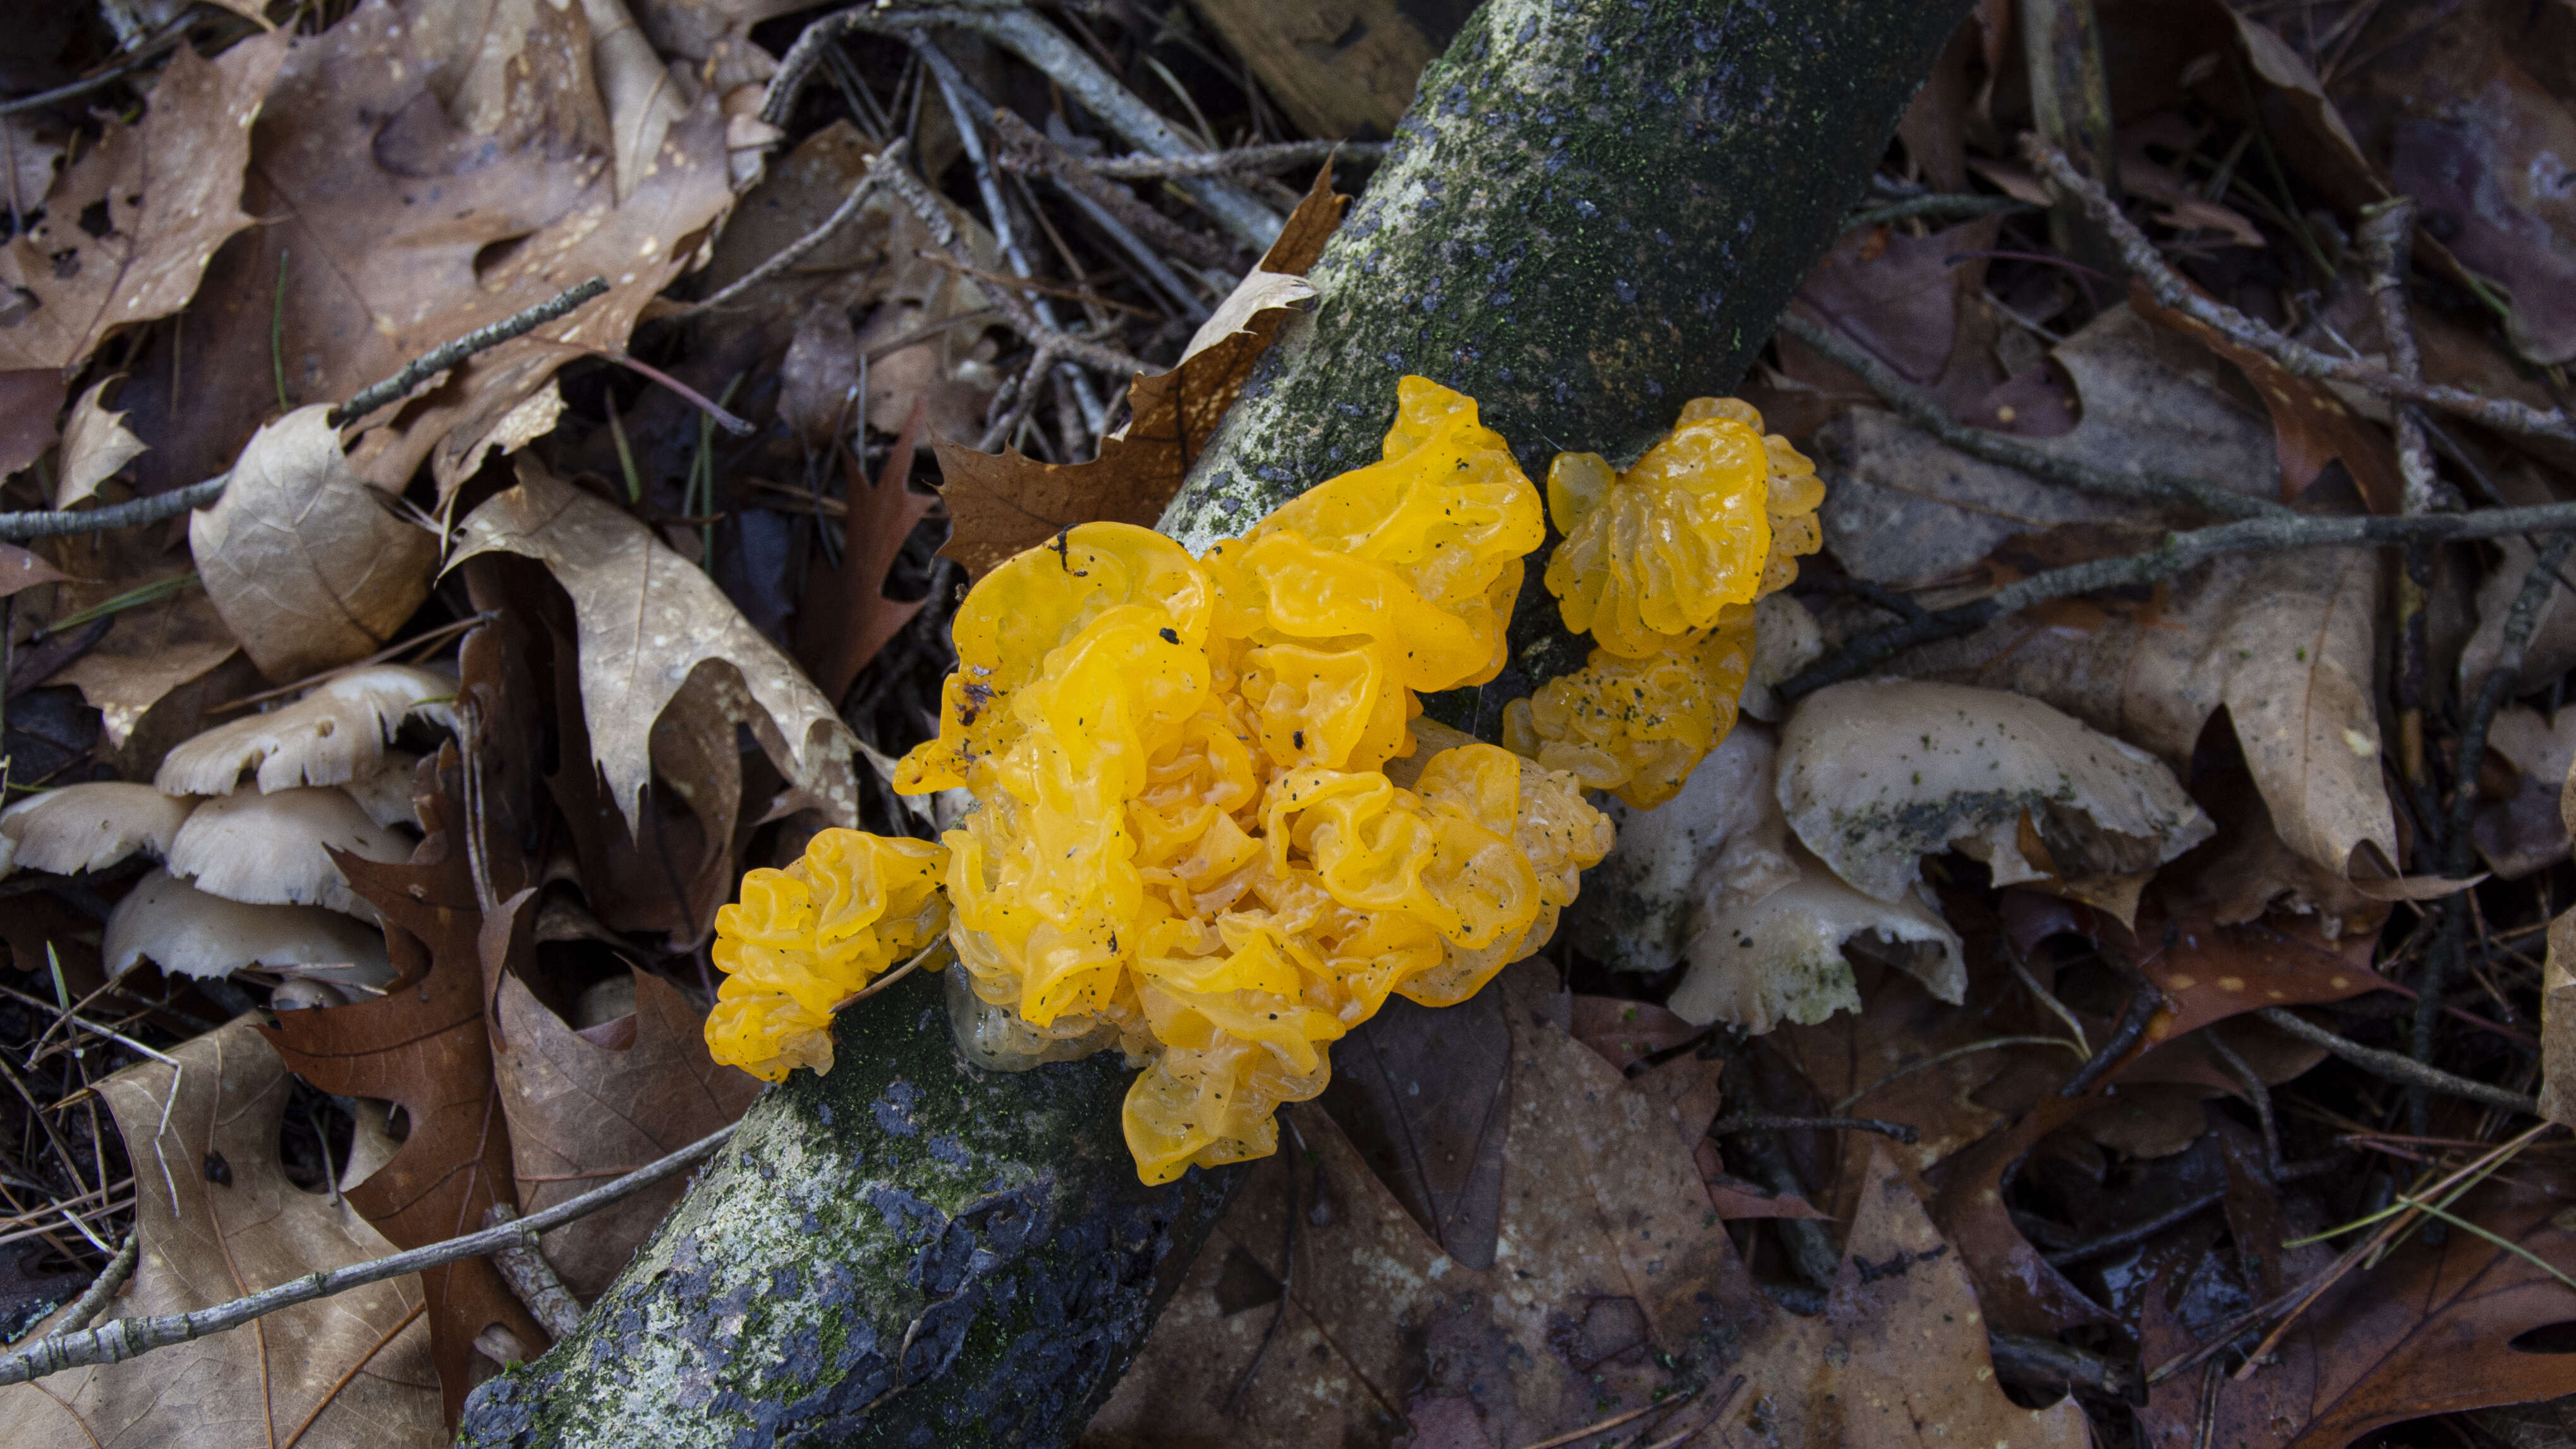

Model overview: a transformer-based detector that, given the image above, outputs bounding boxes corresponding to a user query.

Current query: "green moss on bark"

[454,967,1229,1448]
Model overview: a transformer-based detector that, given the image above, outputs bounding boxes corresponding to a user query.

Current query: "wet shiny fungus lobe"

[711,378,1613,1186]
[1509,397,1819,809]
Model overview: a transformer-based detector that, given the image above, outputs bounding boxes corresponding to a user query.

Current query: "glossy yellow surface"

[882,377,1610,1184]
[1514,398,1819,806]
[704,830,951,1081]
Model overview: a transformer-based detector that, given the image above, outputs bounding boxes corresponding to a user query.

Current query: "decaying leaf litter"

[0,1,2572,1446]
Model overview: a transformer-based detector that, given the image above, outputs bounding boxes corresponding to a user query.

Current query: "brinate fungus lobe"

[1506,397,1823,809]
[710,378,1613,1185]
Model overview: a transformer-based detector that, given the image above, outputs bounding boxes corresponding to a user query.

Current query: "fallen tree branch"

[2022,135,2576,444]
[1779,312,2285,521]
[1778,499,2576,700]
[0,1122,734,1386]
[2255,1007,2540,1116]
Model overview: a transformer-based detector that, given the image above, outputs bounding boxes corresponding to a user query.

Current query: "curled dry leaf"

[0,35,291,375]
[157,664,456,796]
[2543,765,2576,1127]
[262,753,545,1421]
[1095,962,1759,1448]
[104,867,392,982]
[2475,705,2576,880]
[120,0,736,499]
[452,460,860,833]
[1815,305,2276,588]
[167,786,413,917]
[490,963,761,1300]
[0,1016,440,1449]
[2463,534,2576,698]
[1778,679,2213,914]
[0,782,192,877]
[1907,538,2395,879]
[189,407,442,683]
[936,167,1348,577]
[54,375,149,511]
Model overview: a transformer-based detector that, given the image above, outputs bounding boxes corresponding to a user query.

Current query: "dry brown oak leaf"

[933,166,1350,579]
[486,923,760,1300]
[451,459,861,837]
[2136,1156,2576,1446]
[1091,961,2089,1449]
[0,1015,440,1449]
[263,755,545,1423]
[116,0,734,500]
[796,398,936,705]
[189,406,441,683]
[0,33,290,377]
[1904,535,2395,880]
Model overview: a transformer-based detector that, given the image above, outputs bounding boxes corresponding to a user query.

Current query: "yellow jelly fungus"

[873,376,1609,1185]
[705,830,952,1082]
[1509,398,1820,809]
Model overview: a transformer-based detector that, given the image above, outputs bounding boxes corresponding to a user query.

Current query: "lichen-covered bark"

[1163,0,1972,737]
[453,968,1227,1447]
[464,3,1965,1443]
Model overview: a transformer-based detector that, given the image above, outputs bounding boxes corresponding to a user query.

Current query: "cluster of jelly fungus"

[1504,397,1824,811]
[879,376,1612,1185]
[705,829,952,1082]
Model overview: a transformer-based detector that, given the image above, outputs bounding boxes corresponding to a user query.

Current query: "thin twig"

[1778,312,2284,521]
[481,1205,582,1338]
[1512,1388,1696,1449]
[991,109,1240,273]
[51,1235,137,1334]
[2255,1007,2538,1115]
[1780,499,2576,701]
[2060,968,2165,1097]
[0,476,228,542]
[1847,194,2037,229]
[1086,138,1384,178]
[760,6,1280,250]
[2022,136,2576,444]
[685,142,909,314]
[0,1122,739,1386]
[874,153,1147,379]
[2360,197,2441,792]
[0,24,194,117]
[1708,1114,1920,1145]
[331,277,610,427]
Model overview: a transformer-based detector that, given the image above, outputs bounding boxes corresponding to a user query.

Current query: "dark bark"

[458,1,1964,1443]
